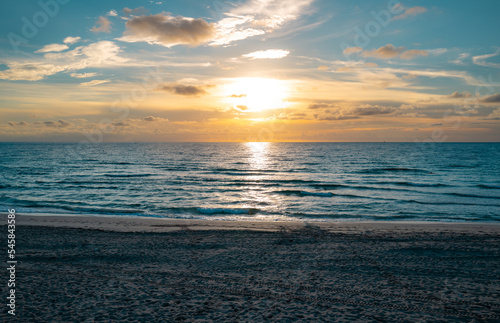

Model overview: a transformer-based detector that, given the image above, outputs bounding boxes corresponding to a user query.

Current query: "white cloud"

[34,43,69,53]
[210,15,265,46]
[69,72,100,79]
[107,9,118,17]
[393,6,427,20]
[79,79,111,87]
[451,53,469,65]
[210,0,315,46]
[63,36,81,44]
[0,41,127,81]
[426,48,447,56]
[44,41,128,67]
[34,37,84,53]
[370,67,490,87]
[473,50,500,68]
[242,49,290,59]
[232,0,314,19]
[0,63,67,81]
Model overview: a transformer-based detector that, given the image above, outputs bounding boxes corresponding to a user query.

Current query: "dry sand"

[1,213,500,321]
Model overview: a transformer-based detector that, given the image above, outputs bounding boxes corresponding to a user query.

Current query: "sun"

[223,77,289,112]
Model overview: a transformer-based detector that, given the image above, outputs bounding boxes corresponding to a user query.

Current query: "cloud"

[91,16,112,33]
[210,0,315,46]
[473,50,500,68]
[400,49,428,60]
[393,6,427,20]
[210,16,266,46]
[481,93,500,103]
[118,14,216,47]
[7,121,28,126]
[35,43,69,53]
[229,94,247,98]
[310,104,395,121]
[448,91,471,99]
[351,105,394,115]
[362,44,405,59]
[112,121,129,127]
[0,63,67,81]
[0,41,128,81]
[42,120,72,127]
[426,48,447,56]
[318,65,329,71]
[63,36,81,44]
[343,47,363,55]
[315,114,359,121]
[107,10,118,17]
[308,103,334,109]
[451,53,469,65]
[144,116,169,122]
[486,108,500,120]
[122,7,149,17]
[70,72,100,79]
[377,67,489,87]
[360,44,428,60]
[79,79,110,87]
[242,49,290,60]
[158,83,214,96]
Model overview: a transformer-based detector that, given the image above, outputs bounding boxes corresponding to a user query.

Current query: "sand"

[2,213,500,321]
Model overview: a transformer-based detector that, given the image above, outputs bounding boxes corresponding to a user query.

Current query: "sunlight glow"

[224,78,289,112]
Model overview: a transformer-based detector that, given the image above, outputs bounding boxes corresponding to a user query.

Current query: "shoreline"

[2,212,500,234]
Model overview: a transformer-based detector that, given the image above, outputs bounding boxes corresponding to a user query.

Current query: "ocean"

[1,142,499,222]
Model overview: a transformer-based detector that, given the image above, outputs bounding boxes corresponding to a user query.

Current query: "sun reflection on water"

[245,142,270,170]
[241,142,287,220]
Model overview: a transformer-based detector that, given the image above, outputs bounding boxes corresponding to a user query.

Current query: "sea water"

[1,142,498,222]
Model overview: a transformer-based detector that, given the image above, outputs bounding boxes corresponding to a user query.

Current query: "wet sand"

[2,213,500,321]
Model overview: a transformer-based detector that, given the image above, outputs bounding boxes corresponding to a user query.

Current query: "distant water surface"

[1,142,499,222]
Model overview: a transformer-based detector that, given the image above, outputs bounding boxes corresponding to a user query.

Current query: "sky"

[0,0,499,142]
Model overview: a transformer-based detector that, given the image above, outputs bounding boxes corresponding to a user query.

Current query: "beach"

[2,213,500,321]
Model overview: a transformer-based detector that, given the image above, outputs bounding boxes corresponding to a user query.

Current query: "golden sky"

[1,0,499,142]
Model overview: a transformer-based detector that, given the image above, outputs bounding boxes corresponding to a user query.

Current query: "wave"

[376,181,448,187]
[309,184,346,189]
[445,192,499,199]
[211,168,280,173]
[358,167,431,174]
[196,207,259,215]
[300,191,334,197]
[273,190,339,197]
[477,184,500,190]
[396,182,447,187]
[57,205,146,215]
[103,174,152,178]
[405,199,500,207]
[447,164,478,168]
[100,162,135,165]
